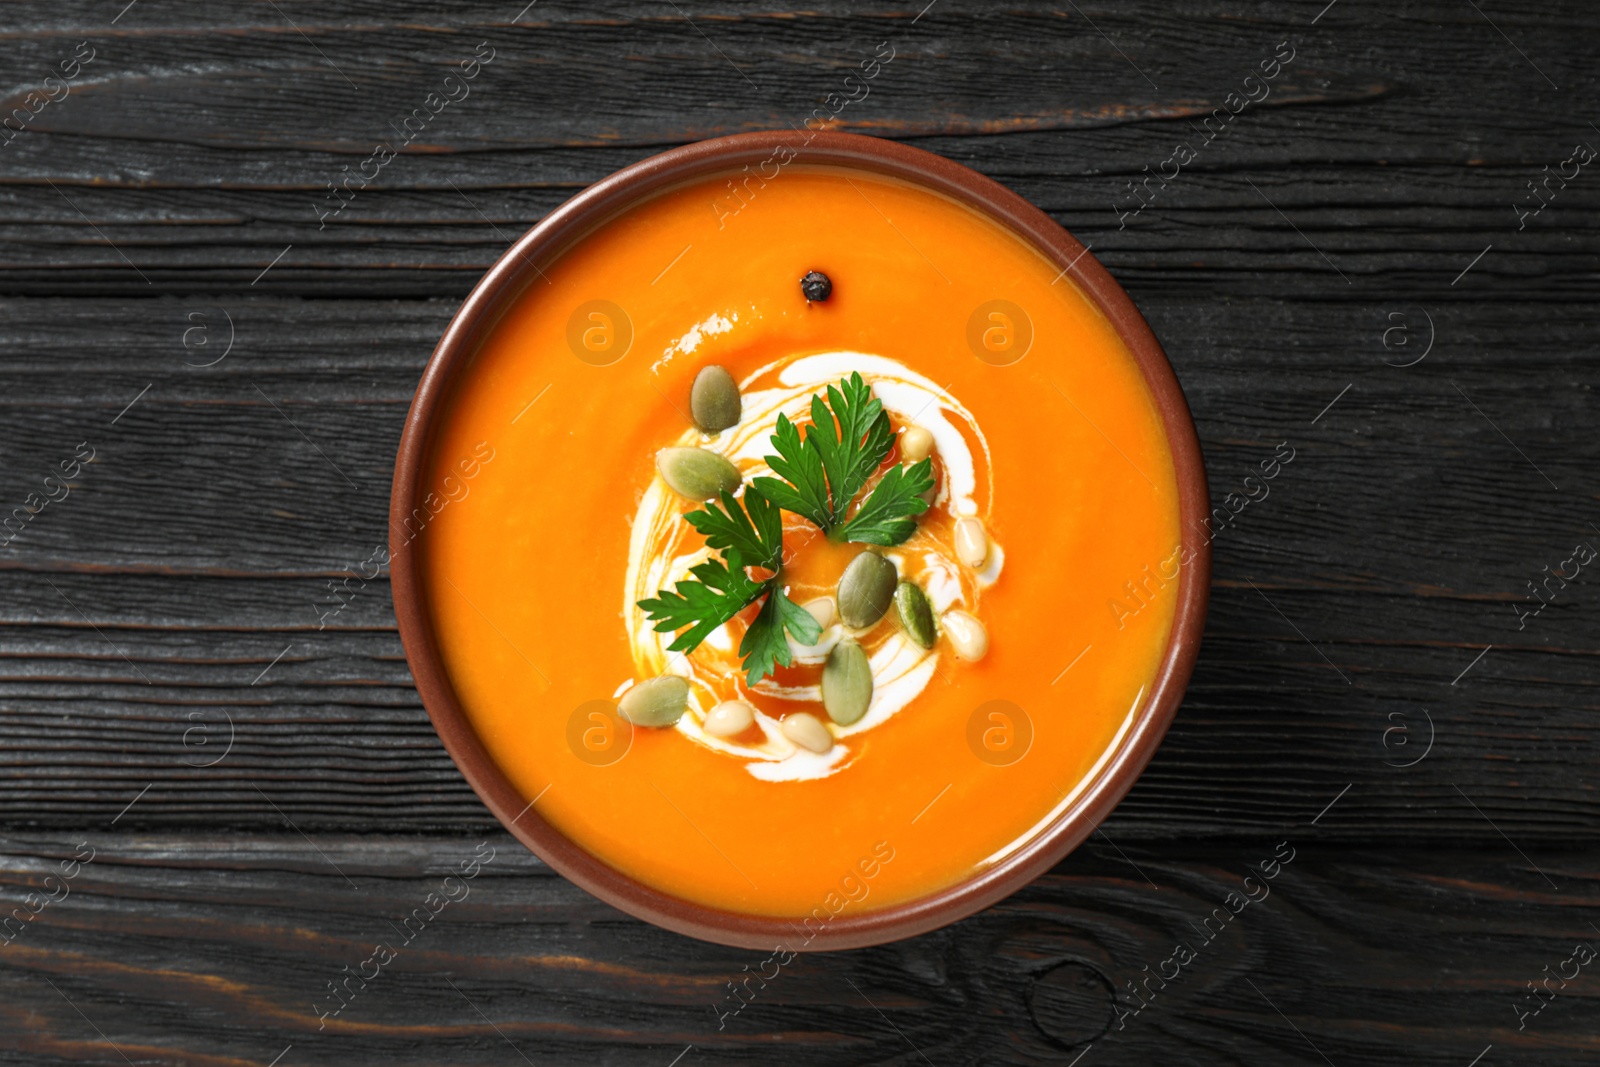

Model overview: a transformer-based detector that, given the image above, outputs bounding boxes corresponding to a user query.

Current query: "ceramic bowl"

[390,131,1209,949]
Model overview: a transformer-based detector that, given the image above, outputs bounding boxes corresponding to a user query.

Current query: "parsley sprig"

[638,373,936,685]
[685,485,783,570]
[638,487,822,685]
[755,372,934,544]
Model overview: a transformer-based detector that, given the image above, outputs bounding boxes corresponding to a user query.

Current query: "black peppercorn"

[800,270,832,303]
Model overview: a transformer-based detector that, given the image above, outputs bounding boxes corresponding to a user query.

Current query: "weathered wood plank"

[0,2,1593,295]
[0,833,1595,1066]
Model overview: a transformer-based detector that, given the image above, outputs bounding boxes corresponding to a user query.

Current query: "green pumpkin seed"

[690,365,742,433]
[656,447,740,500]
[821,639,873,726]
[837,551,897,628]
[893,581,936,649]
[618,675,689,727]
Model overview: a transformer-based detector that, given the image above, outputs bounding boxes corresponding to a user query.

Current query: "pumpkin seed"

[656,447,740,500]
[690,365,741,433]
[893,581,936,649]
[821,639,873,725]
[703,699,755,738]
[618,675,690,727]
[837,551,896,628]
[781,711,834,752]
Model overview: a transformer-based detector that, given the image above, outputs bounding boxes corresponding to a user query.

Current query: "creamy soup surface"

[421,165,1179,917]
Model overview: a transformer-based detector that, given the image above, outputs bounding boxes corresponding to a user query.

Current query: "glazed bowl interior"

[391,131,1209,950]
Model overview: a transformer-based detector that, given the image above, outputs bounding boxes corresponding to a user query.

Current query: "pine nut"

[803,596,837,630]
[954,517,988,568]
[943,610,989,661]
[900,425,935,463]
[703,699,755,738]
[781,712,833,753]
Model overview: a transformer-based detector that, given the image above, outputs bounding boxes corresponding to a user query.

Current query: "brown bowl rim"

[390,130,1210,951]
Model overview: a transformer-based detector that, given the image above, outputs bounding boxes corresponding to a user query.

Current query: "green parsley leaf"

[839,457,935,546]
[756,372,896,534]
[685,486,784,570]
[752,413,831,530]
[637,549,768,654]
[737,584,824,686]
[810,372,895,523]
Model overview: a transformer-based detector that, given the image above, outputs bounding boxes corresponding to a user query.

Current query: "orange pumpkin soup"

[419,165,1179,919]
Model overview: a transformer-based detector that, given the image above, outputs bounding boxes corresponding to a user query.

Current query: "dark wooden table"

[3,2,1597,1063]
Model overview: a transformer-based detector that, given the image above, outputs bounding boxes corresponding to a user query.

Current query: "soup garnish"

[638,371,939,692]
[634,367,992,754]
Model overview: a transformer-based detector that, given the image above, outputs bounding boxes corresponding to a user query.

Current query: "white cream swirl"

[621,352,1001,780]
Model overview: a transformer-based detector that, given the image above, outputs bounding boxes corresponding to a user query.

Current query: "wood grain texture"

[0,0,1596,1059]
[0,2,1594,296]
[1,833,1597,1066]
